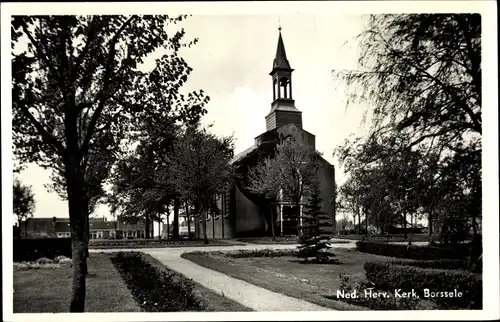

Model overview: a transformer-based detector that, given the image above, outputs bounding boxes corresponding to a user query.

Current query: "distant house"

[21,217,153,240]
[21,217,69,238]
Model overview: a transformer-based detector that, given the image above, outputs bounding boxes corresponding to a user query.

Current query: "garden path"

[92,243,355,311]
[91,239,427,311]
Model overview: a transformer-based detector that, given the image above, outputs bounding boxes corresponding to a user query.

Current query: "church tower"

[265,27,303,131]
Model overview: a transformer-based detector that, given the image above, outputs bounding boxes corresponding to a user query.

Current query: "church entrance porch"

[278,205,301,236]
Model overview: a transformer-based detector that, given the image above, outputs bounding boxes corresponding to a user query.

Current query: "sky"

[14,14,372,220]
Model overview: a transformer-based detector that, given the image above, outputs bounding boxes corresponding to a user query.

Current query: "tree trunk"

[158,219,161,239]
[173,197,180,239]
[221,196,225,239]
[186,201,192,240]
[295,202,302,237]
[212,209,216,239]
[428,211,433,237]
[357,209,361,235]
[471,213,478,240]
[166,215,170,240]
[332,192,337,236]
[65,158,87,312]
[365,209,368,237]
[270,205,276,240]
[384,211,388,235]
[83,203,89,276]
[145,213,150,239]
[403,212,407,239]
[202,207,209,244]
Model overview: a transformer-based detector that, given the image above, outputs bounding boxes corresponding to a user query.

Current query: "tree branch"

[14,96,65,156]
[373,29,481,134]
[80,15,137,156]
[72,17,97,83]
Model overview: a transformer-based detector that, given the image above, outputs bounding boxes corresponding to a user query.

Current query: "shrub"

[54,255,70,262]
[14,238,72,262]
[356,241,474,260]
[13,259,71,270]
[364,261,482,309]
[35,257,54,264]
[111,252,206,312]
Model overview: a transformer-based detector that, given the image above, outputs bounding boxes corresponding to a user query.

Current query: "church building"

[198,28,336,239]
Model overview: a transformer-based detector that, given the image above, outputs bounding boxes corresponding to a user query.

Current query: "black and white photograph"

[2,1,498,321]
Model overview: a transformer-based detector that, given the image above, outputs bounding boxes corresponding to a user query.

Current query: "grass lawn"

[182,248,396,310]
[237,236,351,245]
[14,252,251,313]
[334,233,430,242]
[237,236,299,244]
[89,238,242,249]
[13,253,141,313]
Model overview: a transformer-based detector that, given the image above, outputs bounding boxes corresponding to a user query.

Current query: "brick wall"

[275,110,302,129]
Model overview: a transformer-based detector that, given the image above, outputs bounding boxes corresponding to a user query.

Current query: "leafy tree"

[13,178,36,238]
[336,134,426,237]
[297,185,337,263]
[247,127,321,236]
[336,132,481,245]
[333,14,481,246]
[12,15,205,311]
[109,118,189,239]
[433,140,481,245]
[336,215,353,233]
[169,125,234,244]
[333,14,481,154]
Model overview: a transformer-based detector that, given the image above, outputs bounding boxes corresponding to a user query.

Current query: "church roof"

[267,102,301,118]
[230,144,258,165]
[272,29,292,71]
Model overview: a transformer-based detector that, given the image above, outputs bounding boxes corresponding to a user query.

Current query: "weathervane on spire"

[278,17,282,31]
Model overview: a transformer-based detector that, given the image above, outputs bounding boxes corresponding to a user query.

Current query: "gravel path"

[91,243,355,311]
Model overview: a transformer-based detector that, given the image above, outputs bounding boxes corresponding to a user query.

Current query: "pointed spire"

[272,27,292,70]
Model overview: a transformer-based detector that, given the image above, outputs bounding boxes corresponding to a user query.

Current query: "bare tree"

[247,128,321,236]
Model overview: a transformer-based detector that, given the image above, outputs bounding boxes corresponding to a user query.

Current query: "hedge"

[111,252,206,312]
[364,261,482,309]
[389,258,482,273]
[13,238,72,262]
[356,241,474,260]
